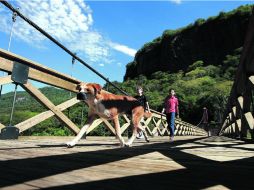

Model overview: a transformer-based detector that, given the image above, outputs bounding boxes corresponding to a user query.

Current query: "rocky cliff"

[124,5,253,80]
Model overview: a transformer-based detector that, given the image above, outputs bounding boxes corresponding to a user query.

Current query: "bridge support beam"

[21,82,80,135]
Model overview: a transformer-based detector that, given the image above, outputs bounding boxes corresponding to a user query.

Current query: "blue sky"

[0,0,253,94]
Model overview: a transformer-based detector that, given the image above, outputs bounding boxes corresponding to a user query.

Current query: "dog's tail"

[144,112,152,118]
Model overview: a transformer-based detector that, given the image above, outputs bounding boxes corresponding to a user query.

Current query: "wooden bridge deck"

[0,136,253,190]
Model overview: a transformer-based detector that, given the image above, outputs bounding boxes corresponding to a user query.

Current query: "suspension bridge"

[0,1,254,189]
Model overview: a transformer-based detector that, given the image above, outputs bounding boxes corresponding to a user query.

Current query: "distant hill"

[124,5,253,80]
[0,86,70,114]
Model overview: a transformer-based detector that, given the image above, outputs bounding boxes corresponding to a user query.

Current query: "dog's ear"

[76,82,87,91]
[92,83,102,94]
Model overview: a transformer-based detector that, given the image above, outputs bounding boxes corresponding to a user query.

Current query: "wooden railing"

[219,8,254,139]
[0,48,207,137]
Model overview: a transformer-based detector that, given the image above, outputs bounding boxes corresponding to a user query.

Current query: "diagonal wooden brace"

[101,118,116,135]
[21,82,80,134]
[16,98,80,133]
[0,123,5,130]
[0,75,13,85]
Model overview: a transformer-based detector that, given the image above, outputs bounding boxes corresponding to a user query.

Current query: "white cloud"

[0,0,136,64]
[170,0,182,4]
[108,42,136,57]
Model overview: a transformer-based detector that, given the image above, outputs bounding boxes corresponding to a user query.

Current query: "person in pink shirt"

[161,89,179,141]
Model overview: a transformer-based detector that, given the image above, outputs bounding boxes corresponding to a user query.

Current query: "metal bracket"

[11,62,29,84]
[0,126,19,140]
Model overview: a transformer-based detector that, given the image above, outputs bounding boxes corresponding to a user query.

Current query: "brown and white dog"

[66,82,152,147]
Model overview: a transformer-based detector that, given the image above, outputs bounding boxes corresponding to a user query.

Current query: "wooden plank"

[220,121,227,134]
[17,98,80,133]
[237,96,244,109]
[101,119,116,135]
[0,48,80,84]
[249,75,254,85]
[0,75,13,85]
[154,117,167,136]
[122,114,130,123]
[86,119,103,134]
[244,112,254,130]
[229,112,233,120]
[151,118,160,134]
[21,82,80,134]
[0,122,5,130]
[0,57,79,92]
[2,136,253,189]
[232,123,236,133]
[141,117,153,136]
[120,122,131,134]
[120,114,131,134]
[152,113,163,119]
[236,119,242,132]
[177,125,183,135]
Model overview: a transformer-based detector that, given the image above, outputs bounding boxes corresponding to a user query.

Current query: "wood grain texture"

[0,136,253,190]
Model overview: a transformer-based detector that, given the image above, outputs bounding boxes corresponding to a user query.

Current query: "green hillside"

[124,4,253,80]
[108,47,240,126]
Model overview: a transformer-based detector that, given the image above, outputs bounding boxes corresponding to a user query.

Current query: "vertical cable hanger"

[0,6,21,139]
[69,53,76,98]
[9,83,18,127]
[8,7,19,51]
[68,53,76,118]
[7,8,19,126]
[0,7,19,98]
[71,53,84,129]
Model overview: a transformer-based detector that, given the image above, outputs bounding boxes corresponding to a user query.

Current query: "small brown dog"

[66,82,151,147]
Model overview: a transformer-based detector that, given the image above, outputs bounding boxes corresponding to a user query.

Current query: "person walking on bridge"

[134,86,150,139]
[162,89,179,142]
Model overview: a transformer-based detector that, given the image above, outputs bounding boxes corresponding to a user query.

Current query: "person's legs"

[166,113,173,137]
[170,112,175,135]
[137,117,144,139]
[169,112,175,141]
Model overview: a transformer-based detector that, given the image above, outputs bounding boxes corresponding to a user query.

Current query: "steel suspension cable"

[0,0,129,96]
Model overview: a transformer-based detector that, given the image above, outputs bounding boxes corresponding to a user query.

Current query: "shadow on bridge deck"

[0,136,253,190]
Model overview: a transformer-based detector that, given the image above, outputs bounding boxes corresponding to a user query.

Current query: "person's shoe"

[169,136,174,142]
[136,132,144,139]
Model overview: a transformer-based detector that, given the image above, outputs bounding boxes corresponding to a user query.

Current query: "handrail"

[0,48,81,84]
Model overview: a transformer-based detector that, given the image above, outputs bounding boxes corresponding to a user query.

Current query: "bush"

[194,18,206,26]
